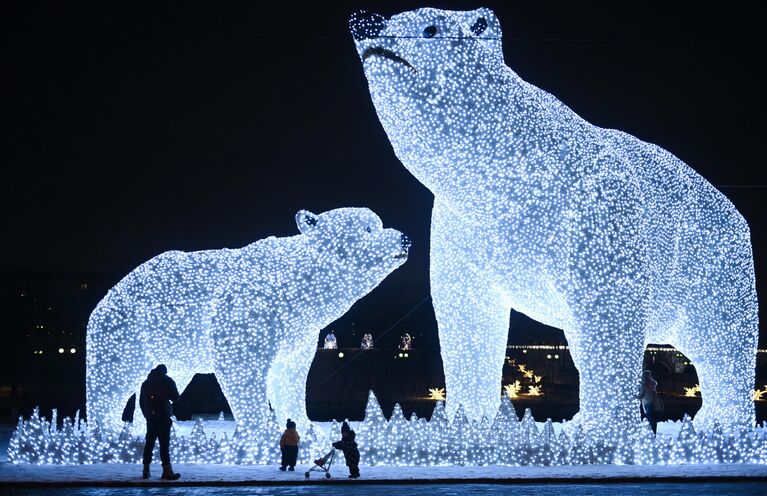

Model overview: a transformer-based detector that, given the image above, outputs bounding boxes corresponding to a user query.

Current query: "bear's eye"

[365,226,372,234]
[470,17,488,36]
[423,25,438,38]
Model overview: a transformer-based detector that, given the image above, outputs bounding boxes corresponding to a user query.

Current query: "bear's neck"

[384,66,571,213]
[280,242,357,330]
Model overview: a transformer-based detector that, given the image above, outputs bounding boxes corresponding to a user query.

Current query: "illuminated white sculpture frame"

[85,208,408,435]
[352,7,759,432]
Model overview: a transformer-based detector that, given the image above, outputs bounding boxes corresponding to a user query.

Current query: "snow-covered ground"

[1,460,767,485]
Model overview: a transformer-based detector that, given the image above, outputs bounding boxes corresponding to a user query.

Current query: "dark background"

[1,1,765,420]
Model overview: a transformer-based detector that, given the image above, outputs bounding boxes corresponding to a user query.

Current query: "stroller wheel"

[325,472,331,479]
[305,472,310,478]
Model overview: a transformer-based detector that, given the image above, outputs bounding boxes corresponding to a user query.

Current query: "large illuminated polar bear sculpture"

[351,8,758,431]
[86,208,409,433]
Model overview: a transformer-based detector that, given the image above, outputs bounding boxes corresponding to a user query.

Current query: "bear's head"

[295,207,409,294]
[350,8,506,188]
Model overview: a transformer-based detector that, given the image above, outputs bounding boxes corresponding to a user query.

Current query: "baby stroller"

[305,448,337,479]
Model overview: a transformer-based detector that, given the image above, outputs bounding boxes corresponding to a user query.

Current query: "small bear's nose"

[350,10,387,41]
[400,233,412,252]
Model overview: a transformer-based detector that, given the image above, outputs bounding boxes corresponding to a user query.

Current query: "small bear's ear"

[296,210,319,235]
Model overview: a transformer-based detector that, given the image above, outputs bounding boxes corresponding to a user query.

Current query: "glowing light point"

[323,332,338,350]
[751,387,766,402]
[504,381,521,399]
[398,333,412,351]
[684,385,702,398]
[428,387,446,401]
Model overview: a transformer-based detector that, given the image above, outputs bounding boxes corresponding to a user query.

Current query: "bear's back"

[108,248,242,308]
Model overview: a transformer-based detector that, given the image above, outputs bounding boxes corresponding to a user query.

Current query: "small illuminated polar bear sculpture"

[351,8,758,431]
[86,208,409,433]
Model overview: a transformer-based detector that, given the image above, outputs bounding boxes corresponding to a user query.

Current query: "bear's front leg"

[266,335,317,430]
[564,176,650,435]
[211,298,271,438]
[86,303,153,432]
[430,202,512,422]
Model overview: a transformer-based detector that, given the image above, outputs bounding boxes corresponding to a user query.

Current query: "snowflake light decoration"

[428,387,446,401]
[86,208,409,435]
[685,384,703,398]
[504,381,521,399]
[351,7,759,432]
[752,387,767,402]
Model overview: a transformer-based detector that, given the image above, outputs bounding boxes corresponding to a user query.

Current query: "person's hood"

[146,367,167,381]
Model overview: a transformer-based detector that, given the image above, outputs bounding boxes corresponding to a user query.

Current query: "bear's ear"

[296,210,319,235]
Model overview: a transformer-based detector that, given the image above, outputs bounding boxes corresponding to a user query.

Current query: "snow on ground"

[1,460,767,486]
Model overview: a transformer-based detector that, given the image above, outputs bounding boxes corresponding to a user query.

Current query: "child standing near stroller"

[279,419,300,471]
[332,421,360,478]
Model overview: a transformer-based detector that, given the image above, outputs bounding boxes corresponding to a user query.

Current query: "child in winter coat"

[332,421,360,478]
[279,419,300,471]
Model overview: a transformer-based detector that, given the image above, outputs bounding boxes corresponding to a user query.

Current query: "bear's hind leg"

[672,313,757,431]
[565,177,649,435]
[568,326,645,435]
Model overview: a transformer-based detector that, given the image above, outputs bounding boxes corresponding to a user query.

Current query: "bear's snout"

[400,233,412,253]
[393,232,411,260]
[350,10,386,41]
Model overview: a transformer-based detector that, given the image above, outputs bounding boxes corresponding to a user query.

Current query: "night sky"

[3,0,765,356]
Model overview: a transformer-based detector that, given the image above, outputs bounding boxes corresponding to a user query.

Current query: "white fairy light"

[351,7,759,432]
[84,207,409,438]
